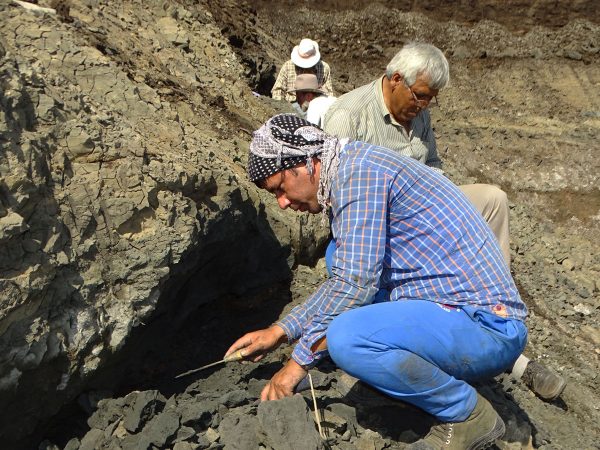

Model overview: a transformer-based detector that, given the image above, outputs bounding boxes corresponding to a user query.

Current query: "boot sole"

[467,416,505,450]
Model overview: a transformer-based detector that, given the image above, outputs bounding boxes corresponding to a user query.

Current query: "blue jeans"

[324,240,527,421]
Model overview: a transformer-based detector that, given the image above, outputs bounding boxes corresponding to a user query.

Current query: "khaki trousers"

[459,184,510,265]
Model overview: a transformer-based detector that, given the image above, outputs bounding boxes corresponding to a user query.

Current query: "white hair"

[385,42,449,89]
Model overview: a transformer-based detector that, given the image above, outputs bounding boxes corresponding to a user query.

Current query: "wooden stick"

[308,373,326,439]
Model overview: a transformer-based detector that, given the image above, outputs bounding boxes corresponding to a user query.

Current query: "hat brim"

[286,88,326,95]
[290,46,321,68]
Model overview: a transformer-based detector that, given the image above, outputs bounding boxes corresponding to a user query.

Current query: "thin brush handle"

[175,349,245,379]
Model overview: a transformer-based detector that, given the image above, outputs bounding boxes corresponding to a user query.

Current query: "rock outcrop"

[1,0,599,449]
[0,1,326,446]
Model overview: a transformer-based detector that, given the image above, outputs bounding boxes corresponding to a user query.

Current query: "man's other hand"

[225,325,287,363]
[261,359,308,401]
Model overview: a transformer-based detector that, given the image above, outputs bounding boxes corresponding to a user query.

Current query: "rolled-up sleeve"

[271,61,291,101]
[321,63,334,97]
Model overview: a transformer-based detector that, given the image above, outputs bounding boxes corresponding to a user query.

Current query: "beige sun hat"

[287,74,326,95]
[290,38,321,68]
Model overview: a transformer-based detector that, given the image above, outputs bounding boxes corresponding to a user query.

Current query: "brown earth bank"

[0,0,598,449]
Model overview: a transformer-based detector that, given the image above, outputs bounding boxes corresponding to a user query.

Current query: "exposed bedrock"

[1,0,600,449]
[0,2,327,447]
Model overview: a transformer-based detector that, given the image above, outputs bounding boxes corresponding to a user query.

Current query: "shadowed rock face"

[1,0,600,449]
[0,1,326,447]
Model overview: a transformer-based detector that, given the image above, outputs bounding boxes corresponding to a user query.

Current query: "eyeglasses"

[406,83,438,108]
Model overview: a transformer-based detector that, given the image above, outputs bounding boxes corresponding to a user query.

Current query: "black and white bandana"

[247,114,325,182]
[247,114,346,221]
[247,154,305,184]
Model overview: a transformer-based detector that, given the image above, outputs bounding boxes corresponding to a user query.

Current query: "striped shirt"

[278,141,527,367]
[271,59,334,102]
[323,76,443,172]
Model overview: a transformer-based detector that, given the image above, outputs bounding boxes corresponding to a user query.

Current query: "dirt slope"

[1,0,598,449]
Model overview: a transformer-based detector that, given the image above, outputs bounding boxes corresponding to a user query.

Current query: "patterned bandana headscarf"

[248,114,344,220]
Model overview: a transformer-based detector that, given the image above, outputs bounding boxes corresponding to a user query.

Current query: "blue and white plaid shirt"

[278,141,527,367]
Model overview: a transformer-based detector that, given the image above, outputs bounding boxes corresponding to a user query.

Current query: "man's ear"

[390,72,404,87]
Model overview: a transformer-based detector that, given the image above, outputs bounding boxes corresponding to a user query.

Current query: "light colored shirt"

[271,60,334,102]
[323,76,443,172]
[306,95,337,127]
[277,141,526,367]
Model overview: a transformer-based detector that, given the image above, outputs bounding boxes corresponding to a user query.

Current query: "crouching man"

[226,114,528,450]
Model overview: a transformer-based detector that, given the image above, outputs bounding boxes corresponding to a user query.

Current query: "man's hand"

[225,325,287,363]
[261,359,308,401]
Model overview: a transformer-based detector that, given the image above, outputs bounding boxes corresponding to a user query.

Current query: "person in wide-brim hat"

[290,38,321,68]
[271,38,334,102]
[287,73,326,95]
[288,74,336,127]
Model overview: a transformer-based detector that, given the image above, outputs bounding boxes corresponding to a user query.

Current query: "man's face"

[261,161,322,213]
[296,91,316,111]
[387,73,439,123]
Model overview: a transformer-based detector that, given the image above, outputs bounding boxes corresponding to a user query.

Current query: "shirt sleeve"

[305,99,320,125]
[271,61,290,100]
[421,111,444,172]
[277,161,388,367]
[323,107,359,141]
[322,63,334,97]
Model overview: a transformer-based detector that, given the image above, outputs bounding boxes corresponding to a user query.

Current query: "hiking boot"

[406,393,505,450]
[522,361,566,401]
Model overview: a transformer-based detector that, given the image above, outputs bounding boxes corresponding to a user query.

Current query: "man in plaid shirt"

[271,38,334,102]
[226,114,528,450]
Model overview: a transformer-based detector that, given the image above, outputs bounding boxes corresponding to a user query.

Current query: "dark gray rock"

[327,403,359,437]
[257,395,323,450]
[218,414,261,450]
[87,397,126,430]
[218,389,251,408]
[175,425,197,442]
[63,437,80,450]
[196,434,211,449]
[123,390,167,433]
[180,397,219,428]
[141,409,181,448]
[78,428,104,450]
[77,391,113,416]
[196,433,211,449]
[173,442,200,450]
[119,432,142,450]
[247,378,268,399]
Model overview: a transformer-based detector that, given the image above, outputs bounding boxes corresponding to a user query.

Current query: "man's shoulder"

[311,95,336,107]
[342,140,407,168]
[329,80,377,113]
[319,60,331,70]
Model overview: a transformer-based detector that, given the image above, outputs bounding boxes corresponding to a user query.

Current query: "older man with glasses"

[323,42,566,402]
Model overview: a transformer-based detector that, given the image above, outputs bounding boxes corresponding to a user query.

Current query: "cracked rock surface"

[0,0,599,449]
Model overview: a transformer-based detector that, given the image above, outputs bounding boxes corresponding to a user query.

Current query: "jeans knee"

[327,313,359,369]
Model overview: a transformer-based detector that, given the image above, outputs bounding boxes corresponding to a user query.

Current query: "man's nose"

[276,192,291,209]
[418,96,434,108]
